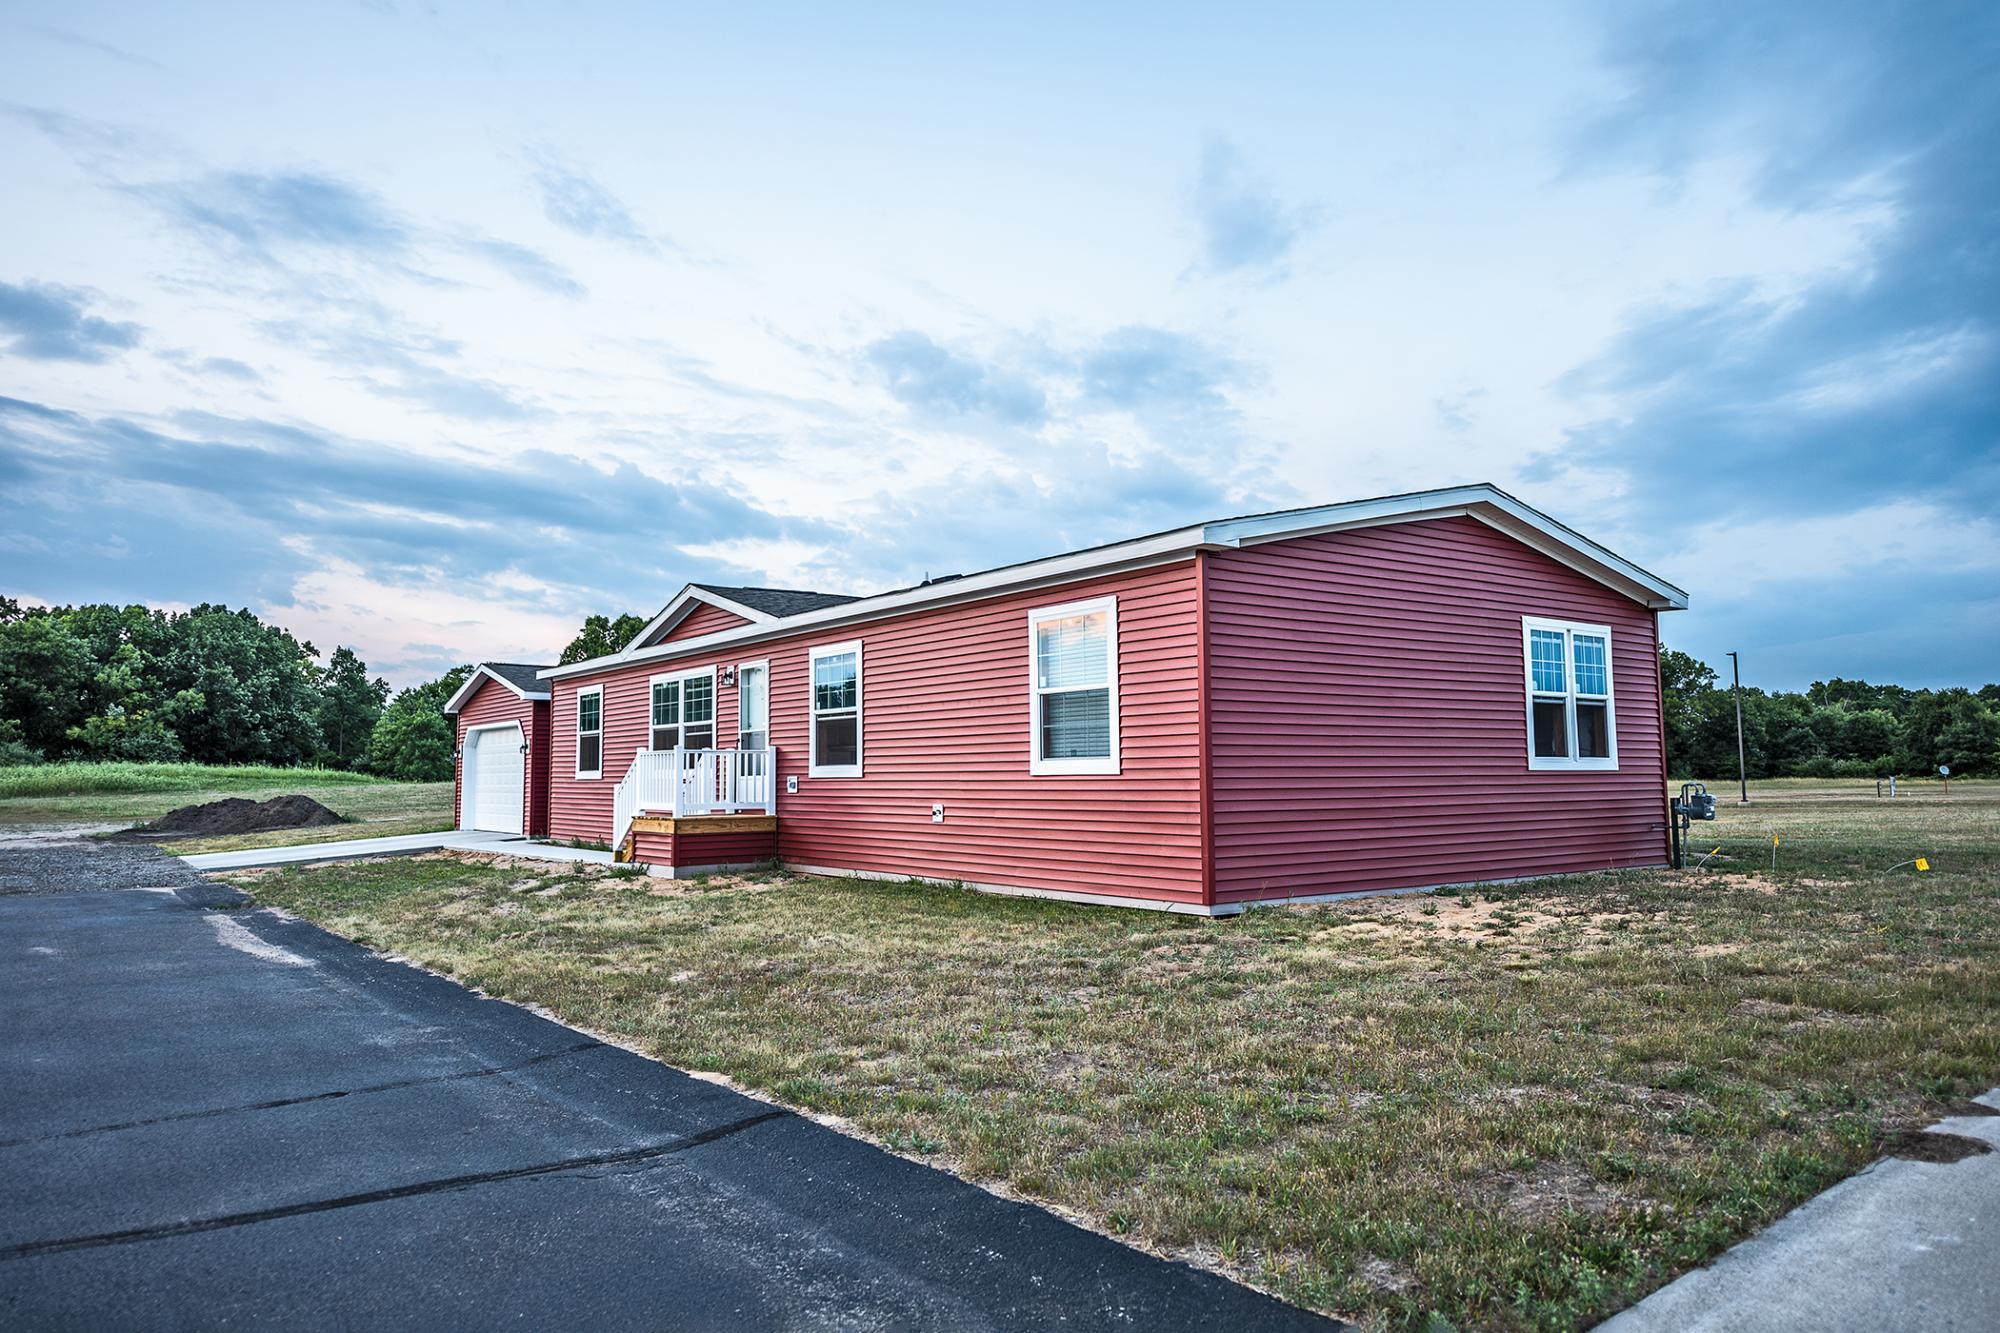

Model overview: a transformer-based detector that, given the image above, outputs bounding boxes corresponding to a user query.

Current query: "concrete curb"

[1600,1089,2000,1331]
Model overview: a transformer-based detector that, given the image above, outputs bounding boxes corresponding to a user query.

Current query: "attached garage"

[444,663,553,839]
[462,723,526,833]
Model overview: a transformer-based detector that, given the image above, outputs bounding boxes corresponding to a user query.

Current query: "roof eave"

[538,483,1687,685]
[541,525,1207,682]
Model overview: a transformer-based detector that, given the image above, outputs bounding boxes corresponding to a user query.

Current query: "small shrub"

[0,738,43,768]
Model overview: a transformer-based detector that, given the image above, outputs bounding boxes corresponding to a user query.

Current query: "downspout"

[1194,551,1217,911]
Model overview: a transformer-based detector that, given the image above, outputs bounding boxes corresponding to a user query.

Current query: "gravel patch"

[0,829,212,896]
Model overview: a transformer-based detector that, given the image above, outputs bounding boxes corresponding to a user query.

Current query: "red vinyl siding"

[453,678,551,837]
[550,561,1206,904]
[658,601,754,643]
[630,827,778,869]
[1204,517,1668,903]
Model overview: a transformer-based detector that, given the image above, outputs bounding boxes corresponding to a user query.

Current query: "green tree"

[1807,703,1849,757]
[1807,677,1913,716]
[315,646,389,768]
[0,615,97,757]
[365,665,473,781]
[1938,703,2000,776]
[1658,648,1716,774]
[1766,718,1826,773]
[1900,688,2000,776]
[66,707,184,762]
[1841,708,1901,765]
[66,605,202,761]
[152,605,324,764]
[1683,684,1765,781]
[559,612,647,665]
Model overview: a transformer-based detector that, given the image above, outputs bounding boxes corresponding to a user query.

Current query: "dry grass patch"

[246,781,1999,1331]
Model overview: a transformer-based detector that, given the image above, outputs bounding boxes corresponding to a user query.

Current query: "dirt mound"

[129,795,345,839]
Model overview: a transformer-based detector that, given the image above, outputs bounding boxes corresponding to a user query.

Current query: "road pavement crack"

[0,1108,789,1261]
[0,1039,607,1149]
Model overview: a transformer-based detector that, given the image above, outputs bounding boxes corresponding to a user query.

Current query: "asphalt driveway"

[0,839,1337,1331]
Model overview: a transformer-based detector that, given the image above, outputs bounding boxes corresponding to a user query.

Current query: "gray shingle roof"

[481,662,553,694]
[692,585,862,618]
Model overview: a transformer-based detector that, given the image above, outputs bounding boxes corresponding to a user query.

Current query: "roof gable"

[622,584,859,652]
[1200,487,1685,612]
[444,662,553,714]
[656,600,756,644]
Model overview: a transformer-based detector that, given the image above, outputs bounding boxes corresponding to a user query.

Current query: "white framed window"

[648,668,715,752]
[574,685,603,779]
[1027,594,1120,775]
[737,660,770,750]
[808,641,862,777]
[1522,616,1618,771]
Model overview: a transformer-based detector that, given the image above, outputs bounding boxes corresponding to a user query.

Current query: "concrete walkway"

[1601,1090,2000,1331]
[181,830,617,873]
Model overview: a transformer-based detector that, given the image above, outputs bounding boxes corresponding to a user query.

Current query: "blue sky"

[2,1,1993,688]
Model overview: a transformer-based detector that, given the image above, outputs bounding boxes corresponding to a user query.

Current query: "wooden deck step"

[629,814,777,836]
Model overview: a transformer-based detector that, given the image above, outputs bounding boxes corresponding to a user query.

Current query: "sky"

[1,1,1994,690]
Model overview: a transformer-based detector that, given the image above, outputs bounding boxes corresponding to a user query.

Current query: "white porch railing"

[611,747,777,850]
[674,746,778,816]
[612,762,641,854]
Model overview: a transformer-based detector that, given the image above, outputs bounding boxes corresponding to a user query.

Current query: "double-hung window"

[1028,595,1119,775]
[574,686,603,779]
[808,642,861,776]
[1523,617,1617,770]
[649,669,715,751]
[737,661,769,751]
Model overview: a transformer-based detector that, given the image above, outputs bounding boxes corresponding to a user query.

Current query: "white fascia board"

[621,585,778,655]
[540,483,1687,686]
[444,666,551,715]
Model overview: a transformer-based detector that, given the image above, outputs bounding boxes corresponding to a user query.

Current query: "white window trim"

[574,685,604,780]
[647,666,717,752]
[1521,616,1618,772]
[736,658,771,750]
[1027,594,1121,776]
[807,640,863,778]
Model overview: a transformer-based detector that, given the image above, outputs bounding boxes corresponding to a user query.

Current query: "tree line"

[2,598,1994,780]
[0,598,390,771]
[1661,649,2000,779]
[0,600,632,782]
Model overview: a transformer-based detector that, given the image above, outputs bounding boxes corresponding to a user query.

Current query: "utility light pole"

[1727,650,1749,805]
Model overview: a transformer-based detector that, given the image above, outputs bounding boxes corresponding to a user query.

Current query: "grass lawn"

[238,780,1998,1331]
[0,761,452,853]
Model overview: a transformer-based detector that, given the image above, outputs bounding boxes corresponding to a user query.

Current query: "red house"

[526,485,1686,915]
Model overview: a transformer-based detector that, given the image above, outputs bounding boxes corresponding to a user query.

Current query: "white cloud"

[263,556,580,687]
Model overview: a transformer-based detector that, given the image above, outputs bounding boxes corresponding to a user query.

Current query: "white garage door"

[463,724,525,834]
